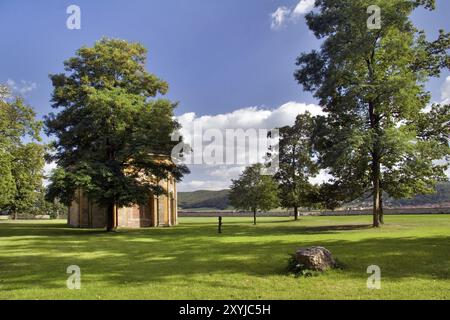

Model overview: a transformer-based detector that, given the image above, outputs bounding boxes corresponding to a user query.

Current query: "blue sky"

[1,0,449,191]
[0,0,320,117]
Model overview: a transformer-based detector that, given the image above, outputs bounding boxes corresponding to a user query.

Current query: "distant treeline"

[179,182,450,211]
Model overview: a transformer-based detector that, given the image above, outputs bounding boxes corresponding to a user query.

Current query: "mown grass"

[0,215,449,300]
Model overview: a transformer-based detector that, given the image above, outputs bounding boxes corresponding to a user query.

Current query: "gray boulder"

[295,246,336,271]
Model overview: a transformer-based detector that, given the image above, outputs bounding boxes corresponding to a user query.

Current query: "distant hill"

[349,181,450,208]
[178,182,450,211]
[178,190,231,210]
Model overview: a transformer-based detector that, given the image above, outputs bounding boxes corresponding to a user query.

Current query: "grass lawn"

[0,215,449,300]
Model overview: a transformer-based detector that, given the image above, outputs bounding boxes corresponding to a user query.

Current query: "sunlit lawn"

[0,215,449,300]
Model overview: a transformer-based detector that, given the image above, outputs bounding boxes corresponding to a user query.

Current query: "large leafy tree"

[296,0,449,227]
[275,113,320,220]
[0,151,15,209]
[45,167,77,207]
[45,38,189,231]
[0,84,44,216]
[9,143,45,219]
[229,164,280,225]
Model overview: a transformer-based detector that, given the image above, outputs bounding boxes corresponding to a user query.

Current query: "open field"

[0,215,449,300]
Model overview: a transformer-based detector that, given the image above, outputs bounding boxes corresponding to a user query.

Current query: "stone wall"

[118,205,153,228]
[179,206,450,217]
[68,182,178,228]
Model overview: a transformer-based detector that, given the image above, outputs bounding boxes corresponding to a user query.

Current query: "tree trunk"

[370,141,382,228]
[379,193,384,225]
[367,56,382,228]
[253,208,257,225]
[105,138,117,232]
[294,207,299,221]
[372,162,381,228]
[106,203,116,232]
[368,95,381,228]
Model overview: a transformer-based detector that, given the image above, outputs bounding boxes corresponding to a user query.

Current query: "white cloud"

[309,170,333,185]
[178,101,323,143]
[43,161,57,187]
[177,102,324,168]
[292,0,315,17]
[6,79,38,95]
[44,161,57,176]
[176,101,324,191]
[270,0,315,30]
[270,6,291,30]
[208,165,246,180]
[178,180,231,191]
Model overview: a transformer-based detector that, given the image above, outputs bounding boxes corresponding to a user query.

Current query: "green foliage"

[0,151,15,208]
[32,192,68,219]
[9,143,46,216]
[229,164,280,223]
[0,83,44,215]
[45,167,78,207]
[296,0,450,226]
[275,113,320,216]
[45,38,189,229]
[0,94,42,147]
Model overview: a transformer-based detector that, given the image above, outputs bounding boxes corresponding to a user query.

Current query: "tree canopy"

[0,84,45,217]
[275,112,320,220]
[296,0,450,227]
[229,163,280,225]
[45,38,189,231]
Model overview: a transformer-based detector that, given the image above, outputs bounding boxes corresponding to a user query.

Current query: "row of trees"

[230,0,450,227]
[228,113,320,225]
[230,105,448,227]
[2,39,189,225]
[3,1,449,229]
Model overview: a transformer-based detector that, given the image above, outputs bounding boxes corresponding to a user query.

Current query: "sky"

[1,0,449,191]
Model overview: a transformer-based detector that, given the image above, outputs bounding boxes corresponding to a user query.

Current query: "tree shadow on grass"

[215,223,374,236]
[0,221,449,293]
[0,223,107,238]
[0,218,367,238]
